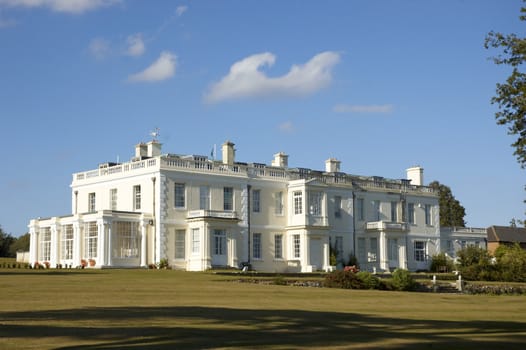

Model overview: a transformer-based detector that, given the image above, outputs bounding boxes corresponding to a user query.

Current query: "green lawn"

[0,269,525,349]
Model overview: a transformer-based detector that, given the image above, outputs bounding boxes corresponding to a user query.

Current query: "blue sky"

[0,0,524,236]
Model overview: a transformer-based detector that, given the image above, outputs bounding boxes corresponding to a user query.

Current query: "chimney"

[147,141,162,157]
[325,158,341,173]
[272,152,289,168]
[222,141,235,165]
[406,166,424,186]
[135,143,148,158]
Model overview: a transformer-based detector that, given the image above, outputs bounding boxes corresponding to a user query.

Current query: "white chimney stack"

[222,141,235,165]
[325,158,341,173]
[406,166,424,186]
[272,152,289,168]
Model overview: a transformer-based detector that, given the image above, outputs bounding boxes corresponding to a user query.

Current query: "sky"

[0,0,525,236]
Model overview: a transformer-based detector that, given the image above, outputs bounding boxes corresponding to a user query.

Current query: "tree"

[494,243,526,282]
[9,233,30,256]
[485,2,526,169]
[456,245,497,281]
[0,226,15,257]
[428,181,466,227]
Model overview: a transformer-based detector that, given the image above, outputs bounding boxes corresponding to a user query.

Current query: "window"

[293,234,301,258]
[372,200,381,221]
[357,238,366,263]
[391,201,398,222]
[293,191,303,215]
[252,189,260,213]
[213,230,226,255]
[334,196,342,218]
[335,236,343,260]
[388,238,398,261]
[368,237,378,262]
[84,222,98,259]
[356,198,364,221]
[40,227,51,261]
[425,204,432,225]
[88,192,96,212]
[414,241,426,261]
[175,230,186,259]
[408,203,415,224]
[309,191,322,216]
[114,221,139,258]
[223,187,233,211]
[61,225,74,260]
[274,234,283,259]
[133,185,141,210]
[199,186,210,210]
[110,189,117,210]
[446,240,453,252]
[191,228,200,254]
[253,233,262,259]
[274,191,284,215]
[175,183,185,208]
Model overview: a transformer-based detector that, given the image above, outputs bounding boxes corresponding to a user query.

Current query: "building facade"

[29,140,450,272]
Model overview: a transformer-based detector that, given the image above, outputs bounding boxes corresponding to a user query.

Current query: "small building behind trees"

[487,226,526,255]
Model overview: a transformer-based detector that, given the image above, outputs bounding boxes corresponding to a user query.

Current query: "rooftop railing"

[72,155,436,195]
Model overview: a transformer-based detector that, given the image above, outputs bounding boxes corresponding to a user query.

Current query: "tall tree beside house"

[0,226,15,257]
[429,181,466,227]
[485,2,526,169]
[485,2,526,221]
[9,233,30,257]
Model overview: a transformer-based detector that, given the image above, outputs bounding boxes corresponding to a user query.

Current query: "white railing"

[366,221,408,232]
[72,155,436,196]
[74,159,158,182]
[187,210,238,220]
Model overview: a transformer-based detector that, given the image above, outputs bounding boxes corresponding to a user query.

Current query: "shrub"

[391,269,416,291]
[457,246,497,281]
[430,253,454,273]
[356,271,380,289]
[494,243,526,282]
[323,270,363,289]
[273,275,287,285]
[158,258,170,269]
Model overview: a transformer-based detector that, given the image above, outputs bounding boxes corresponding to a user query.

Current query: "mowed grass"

[1,269,525,349]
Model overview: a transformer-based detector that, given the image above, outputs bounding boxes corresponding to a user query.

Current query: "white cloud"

[128,51,177,83]
[333,104,394,114]
[204,51,340,103]
[88,37,111,60]
[0,0,121,14]
[125,33,145,57]
[176,5,187,17]
[278,121,295,133]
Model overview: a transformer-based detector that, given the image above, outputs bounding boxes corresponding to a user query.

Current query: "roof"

[487,226,526,243]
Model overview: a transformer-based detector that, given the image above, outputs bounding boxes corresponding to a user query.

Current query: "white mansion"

[28,140,485,272]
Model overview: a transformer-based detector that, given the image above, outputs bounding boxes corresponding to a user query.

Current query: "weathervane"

[150,127,160,142]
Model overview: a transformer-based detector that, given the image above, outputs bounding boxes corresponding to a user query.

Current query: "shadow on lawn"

[1,306,525,349]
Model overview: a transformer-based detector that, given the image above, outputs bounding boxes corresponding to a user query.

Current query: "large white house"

[29,140,471,272]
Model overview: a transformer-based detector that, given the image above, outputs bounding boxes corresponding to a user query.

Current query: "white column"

[379,232,388,271]
[202,223,210,270]
[73,220,82,266]
[97,220,105,267]
[50,220,59,268]
[28,221,38,266]
[140,221,148,267]
[322,236,330,272]
[301,231,310,272]
[107,222,113,267]
[402,236,408,269]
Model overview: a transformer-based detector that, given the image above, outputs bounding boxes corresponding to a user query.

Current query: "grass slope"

[0,269,525,349]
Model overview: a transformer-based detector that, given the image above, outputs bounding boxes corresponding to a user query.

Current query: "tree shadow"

[1,306,525,349]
